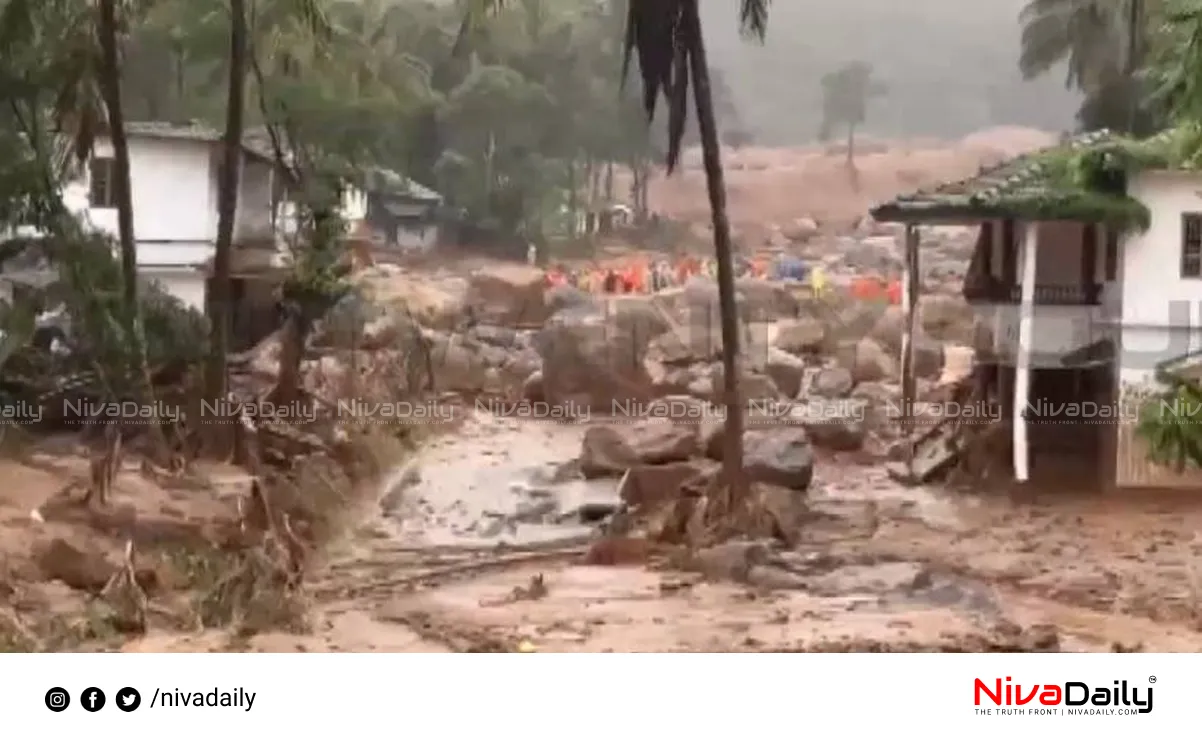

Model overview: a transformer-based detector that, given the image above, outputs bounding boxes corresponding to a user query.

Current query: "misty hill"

[701,0,1080,144]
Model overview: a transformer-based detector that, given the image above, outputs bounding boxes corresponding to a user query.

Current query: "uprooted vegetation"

[0,226,436,651]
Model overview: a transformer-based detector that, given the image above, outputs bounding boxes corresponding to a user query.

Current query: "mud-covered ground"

[9,411,1199,653]
[124,413,1201,653]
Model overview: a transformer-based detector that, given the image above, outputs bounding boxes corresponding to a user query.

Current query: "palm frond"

[620,0,767,173]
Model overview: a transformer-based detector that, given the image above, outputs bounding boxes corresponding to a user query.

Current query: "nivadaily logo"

[974,676,1154,716]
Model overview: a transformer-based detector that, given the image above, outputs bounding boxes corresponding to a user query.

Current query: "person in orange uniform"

[886,276,902,305]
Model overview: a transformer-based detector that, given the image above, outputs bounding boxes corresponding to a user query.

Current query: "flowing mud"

[264,414,1202,652]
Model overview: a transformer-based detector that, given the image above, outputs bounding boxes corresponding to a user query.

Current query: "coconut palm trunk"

[681,0,745,500]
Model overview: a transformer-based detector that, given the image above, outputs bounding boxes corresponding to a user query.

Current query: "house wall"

[88,137,214,255]
[87,137,276,268]
[1113,171,1202,487]
[1117,171,1202,385]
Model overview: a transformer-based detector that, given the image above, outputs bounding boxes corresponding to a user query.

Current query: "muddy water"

[382,414,618,548]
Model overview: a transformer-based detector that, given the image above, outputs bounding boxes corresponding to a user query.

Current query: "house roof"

[869,129,1149,227]
[120,121,276,162]
[363,167,441,203]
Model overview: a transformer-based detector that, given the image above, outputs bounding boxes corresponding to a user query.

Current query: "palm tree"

[622,0,767,503]
[1018,0,1163,132]
[1018,0,1124,90]
[459,0,766,502]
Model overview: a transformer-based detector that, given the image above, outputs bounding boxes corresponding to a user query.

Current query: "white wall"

[85,136,276,268]
[1121,172,1202,326]
[88,137,214,245]
[1117,171,1202,385]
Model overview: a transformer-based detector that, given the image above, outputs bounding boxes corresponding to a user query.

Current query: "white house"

[871,128,1202,491]
[79,121,283,313]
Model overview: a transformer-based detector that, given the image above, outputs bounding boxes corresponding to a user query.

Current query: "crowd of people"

[535,255,903,305]
[540,255,840,296]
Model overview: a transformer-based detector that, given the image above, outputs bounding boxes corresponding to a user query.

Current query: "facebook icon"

[80,687,106,712]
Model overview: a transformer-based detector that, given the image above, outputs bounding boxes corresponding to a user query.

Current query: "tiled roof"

[870,129,1134,223]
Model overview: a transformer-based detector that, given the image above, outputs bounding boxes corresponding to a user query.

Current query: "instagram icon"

[44,687,70,711]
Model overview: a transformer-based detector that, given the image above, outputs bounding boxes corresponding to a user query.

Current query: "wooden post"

[1013,221,1039,482]
[900,224,920,477]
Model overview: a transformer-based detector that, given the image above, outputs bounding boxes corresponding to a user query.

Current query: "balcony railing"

[963,281,1102,306]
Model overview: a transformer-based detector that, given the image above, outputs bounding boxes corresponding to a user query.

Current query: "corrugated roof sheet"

[870,129,1130,223]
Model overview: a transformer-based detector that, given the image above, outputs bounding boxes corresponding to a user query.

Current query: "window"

[1105,228,1118,281]
[89,157,117,208]
[1184,214,1202,278]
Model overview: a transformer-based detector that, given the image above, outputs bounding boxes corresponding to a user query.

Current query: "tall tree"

[623,0,768,504]
[203,0,249,455]
[818,61,886,176]
[1018,0,1163,133]
[96,0,170,460]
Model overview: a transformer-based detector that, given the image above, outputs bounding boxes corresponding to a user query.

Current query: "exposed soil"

[8,406,1202,653]
[131,414,1202,654]
[626,127,1057,242]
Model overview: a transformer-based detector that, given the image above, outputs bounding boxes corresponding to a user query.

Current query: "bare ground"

[623,127,1057,243]
[6,410,1202,653]
[116,416,1202,653]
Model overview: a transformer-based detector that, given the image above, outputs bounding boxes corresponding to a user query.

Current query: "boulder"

[578,418,697,478]
[536,299,669,410]
[705,364,782,405]
[839,338,897,383]
[359,272,468,331]
[743,428,815,490]
[617,460,721,508]
[763,348,806,399]
[919,293,976,344]
[792,398,867,451]
[467,265,549,326]
[579,426,638,478]
[427,333,491,392]
[773,317,826,354]
[734,277,800,320]
[782,216,820,242]
[521,370,545,402]
[810,366,854,398]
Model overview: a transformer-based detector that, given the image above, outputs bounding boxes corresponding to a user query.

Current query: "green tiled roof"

[870,129,1148,226]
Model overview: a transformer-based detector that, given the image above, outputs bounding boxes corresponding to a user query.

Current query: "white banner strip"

[3,653,1179,741]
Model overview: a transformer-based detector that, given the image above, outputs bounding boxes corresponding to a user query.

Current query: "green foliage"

[1136,379,1202,472]
[989,125,1202,230]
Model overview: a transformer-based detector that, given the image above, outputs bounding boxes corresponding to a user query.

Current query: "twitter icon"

[115,687,141,712]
